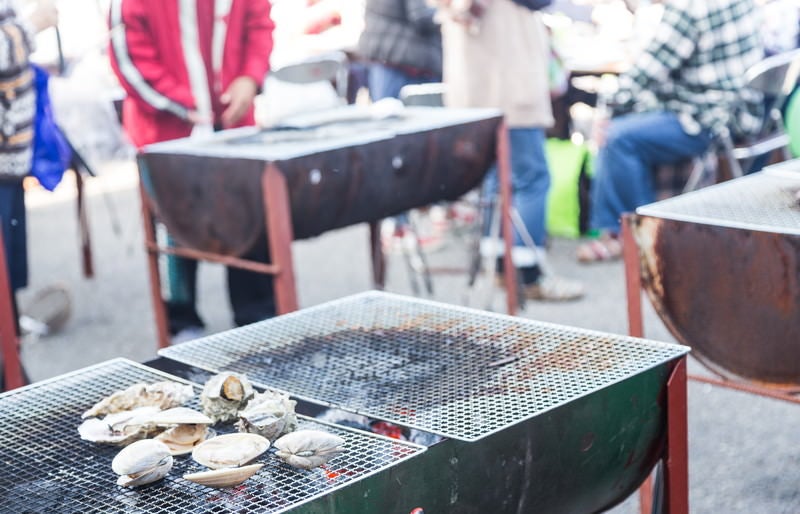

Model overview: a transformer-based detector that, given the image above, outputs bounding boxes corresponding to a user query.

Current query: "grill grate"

[636,169,800,234]
[0,359,425,514]
[160,292,688,442]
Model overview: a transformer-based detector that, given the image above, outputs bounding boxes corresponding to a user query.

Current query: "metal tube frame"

[140,162,300,349]
[622,214,689,514]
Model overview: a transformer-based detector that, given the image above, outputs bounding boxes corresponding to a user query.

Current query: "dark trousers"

[165,235,276,334]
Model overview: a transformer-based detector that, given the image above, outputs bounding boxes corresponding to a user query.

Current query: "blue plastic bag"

[31,64,72,191]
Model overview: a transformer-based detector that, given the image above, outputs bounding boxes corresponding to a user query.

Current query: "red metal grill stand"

[140,124,517,349]
[623,214,689,514]
[0,225,24,391]
[622,212,800,406]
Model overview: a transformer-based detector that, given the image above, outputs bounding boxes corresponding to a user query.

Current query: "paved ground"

[13,161,800,513]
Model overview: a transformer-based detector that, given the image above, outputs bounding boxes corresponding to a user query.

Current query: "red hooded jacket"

[109,0,274,148]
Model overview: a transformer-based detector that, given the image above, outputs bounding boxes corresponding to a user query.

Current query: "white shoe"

[524,274,584,302]
[171,326,205,344]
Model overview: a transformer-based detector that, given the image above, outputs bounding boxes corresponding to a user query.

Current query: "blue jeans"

[368,63,437,101]
[590,111,712,234]
[485,127,551,248]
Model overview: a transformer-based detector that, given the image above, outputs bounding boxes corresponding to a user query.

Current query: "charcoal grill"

[137,106,520,347]
[160,291,690,513]
[0,358,426,513]
[626,165,800,391]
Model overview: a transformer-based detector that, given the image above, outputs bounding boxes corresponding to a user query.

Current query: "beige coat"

[439,0,553,128]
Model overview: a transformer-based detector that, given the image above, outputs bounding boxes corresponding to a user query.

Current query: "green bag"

[545,138,593,239]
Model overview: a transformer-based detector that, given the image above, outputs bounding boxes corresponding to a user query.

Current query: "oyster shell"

[156,424,216,456]
[192,433,270,469]
[235,390,298,440]
[273,430,345,470]
[200,372,254,423]
[82,381,194,419]
[183,463,263,488]
[112,439,173,487]
[77,406,163,445]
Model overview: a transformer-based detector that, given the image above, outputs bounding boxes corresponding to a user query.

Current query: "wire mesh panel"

[637,168,800,234]
[0,359,425,514]
[160,292,688,442]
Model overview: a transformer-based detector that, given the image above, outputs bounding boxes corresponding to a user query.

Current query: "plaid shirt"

[610,0,764,138]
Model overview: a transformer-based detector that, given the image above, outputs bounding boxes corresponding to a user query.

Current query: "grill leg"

[664,357,689,514]
[138,177,170,349]
[263,163,298,314]
[496,124,518,315]
[0,222,24,390]
[369,221,386,290]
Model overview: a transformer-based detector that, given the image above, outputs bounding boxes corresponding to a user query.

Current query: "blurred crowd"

[3,0,800,361]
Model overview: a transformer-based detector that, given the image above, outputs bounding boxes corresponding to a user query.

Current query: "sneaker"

[524,274,584,302]
[171,326,206,345]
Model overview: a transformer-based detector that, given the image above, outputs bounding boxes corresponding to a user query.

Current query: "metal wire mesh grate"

[0,358,425,514]
[636,169,800,234]
[160,292,688,442]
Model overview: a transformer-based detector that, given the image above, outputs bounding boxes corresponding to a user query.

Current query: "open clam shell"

[273,430,345,470]
[183,463,263,488]
[156,424,216,456]
[112,439,173,487]
[192,433,270,469]
[78,406,163,445]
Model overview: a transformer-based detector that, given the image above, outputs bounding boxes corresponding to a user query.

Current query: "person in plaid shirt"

[577,0,764,262]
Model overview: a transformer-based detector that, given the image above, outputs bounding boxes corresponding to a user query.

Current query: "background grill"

[637,167,800,234]
[161,291,688,442]
[0,359,424,514]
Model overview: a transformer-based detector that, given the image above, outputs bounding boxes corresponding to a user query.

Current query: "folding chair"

[684,48,800,191]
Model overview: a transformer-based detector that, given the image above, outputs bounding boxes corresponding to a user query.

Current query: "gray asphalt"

[14,161,800,513]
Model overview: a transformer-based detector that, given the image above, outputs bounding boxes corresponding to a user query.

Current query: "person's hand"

[187,110,212,126]
[220,77,258,128]
[27,0,58,34]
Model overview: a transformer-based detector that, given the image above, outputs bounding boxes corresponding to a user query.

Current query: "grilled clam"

[236,390,298,440]
[183,463,263,488]
[82,381,194,419]
[192,433,270,469]
[112,439,173,487]
[273,430,345,470]
[78,406,163,445]
[200,372,254,423]
[156,424,216,456]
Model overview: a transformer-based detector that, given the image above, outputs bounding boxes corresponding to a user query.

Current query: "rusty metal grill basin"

[633,167,800,385]
[0,359,424,514]
[139,107,502,256]
[160,291,688,442]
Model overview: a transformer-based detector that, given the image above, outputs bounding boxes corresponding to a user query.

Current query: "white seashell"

[112,439,173,487]
[192,433,270,469]
[156,424,216,456]
[78,406,162,445]
[130,407,213,427]
[235,390,297,440]
[82,381,194,419]
[273,430,344,470]
[200,373,254,423]
[183,463,263,488]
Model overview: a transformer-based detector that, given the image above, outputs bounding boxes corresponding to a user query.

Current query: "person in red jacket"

[109,0,276,342]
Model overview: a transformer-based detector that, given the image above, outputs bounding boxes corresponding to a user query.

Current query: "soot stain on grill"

[227,327,513,411]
